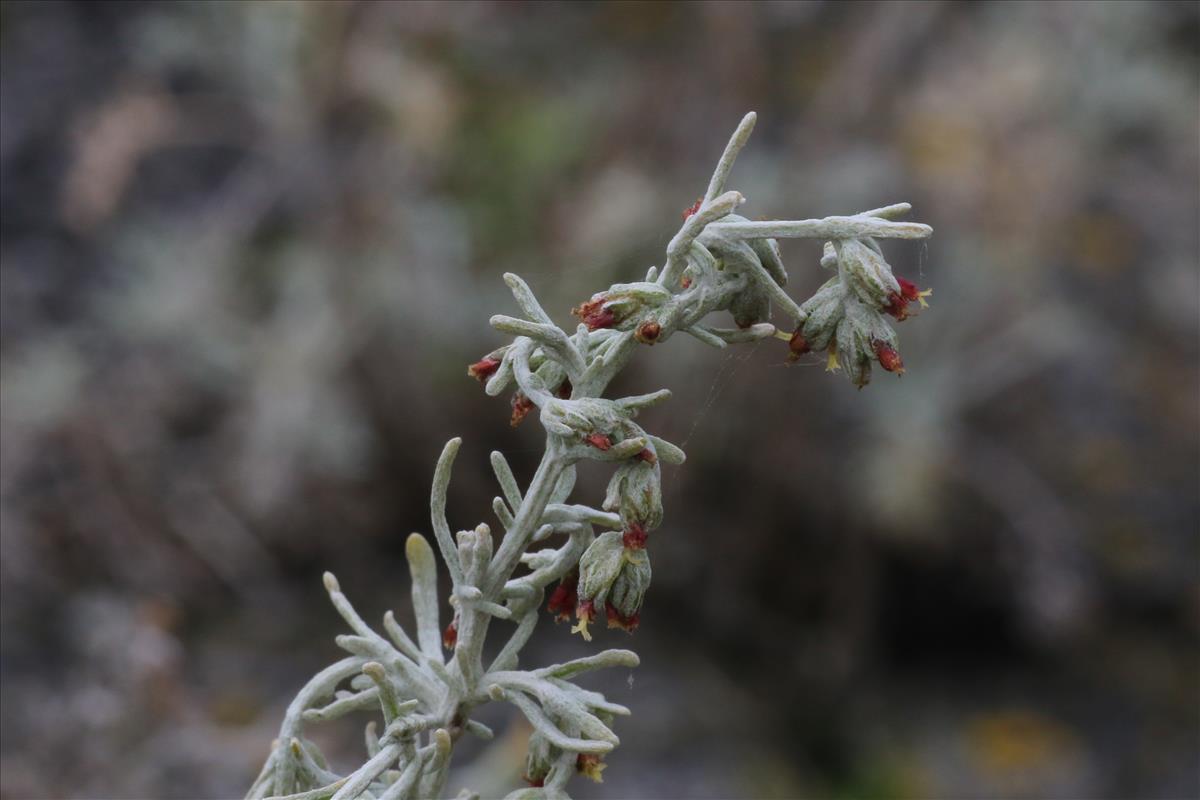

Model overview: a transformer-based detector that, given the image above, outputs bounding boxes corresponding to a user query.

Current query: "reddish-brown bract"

[605,601,640,633]
[467,357,501,383]
[510,392,536,427]
[622,523,648,550]
[583,432,612,451]
[571,297,616,330]
[547,572,579,623]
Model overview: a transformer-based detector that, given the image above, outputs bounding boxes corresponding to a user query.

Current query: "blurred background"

[1,2,1197,798]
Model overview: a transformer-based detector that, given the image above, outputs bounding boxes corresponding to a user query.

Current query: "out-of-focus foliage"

[0,2,1196,799]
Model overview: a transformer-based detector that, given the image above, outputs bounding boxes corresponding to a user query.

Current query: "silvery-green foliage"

[247,112,933,800]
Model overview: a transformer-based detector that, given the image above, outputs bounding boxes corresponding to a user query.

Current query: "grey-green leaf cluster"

[248,112,932,800]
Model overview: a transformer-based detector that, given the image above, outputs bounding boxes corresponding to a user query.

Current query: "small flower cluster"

[563,450,661,639]
[570,282,673,335]
[785,237,931,388]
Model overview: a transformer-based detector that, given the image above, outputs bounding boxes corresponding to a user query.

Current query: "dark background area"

[1,2,1197,798]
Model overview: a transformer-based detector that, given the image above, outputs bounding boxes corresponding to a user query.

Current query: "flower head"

[603,458,663,531]
[607,547,650,626]
[442,617,458,651]
[572,282,671,332]
[572,531,651,640]
[609,551,648,618]
[577,753,606,783]
[573,532,623,641]
[682,197,702,220]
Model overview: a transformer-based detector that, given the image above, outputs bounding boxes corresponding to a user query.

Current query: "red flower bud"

[635,320,661,344]
[584,432,612,450]
[442,618,458,650]
[605,601,640,633]
[898,277,921,302]
[556,378,573,399]
[787,328,811,360]
[680,275,693,289]
[622,523,647,550]
[467,357,501,383]
[510,392,535,427]
[873,340,905,374]
[682,197,702,220]
[547,572,578,623]
[883,291,910,321]
[571,297,616,331]
[635,448,657,465]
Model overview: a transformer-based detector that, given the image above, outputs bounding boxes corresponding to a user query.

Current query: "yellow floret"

[570,617,593,642]
[826,347,841,372]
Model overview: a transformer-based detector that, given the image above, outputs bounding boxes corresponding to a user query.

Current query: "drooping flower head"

[572,282,672,332]
[606,549,650,633]
[603,457,663,532]
[571,531,652,640]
